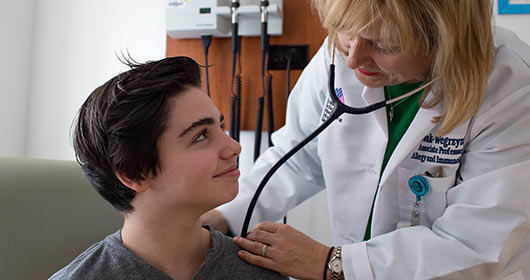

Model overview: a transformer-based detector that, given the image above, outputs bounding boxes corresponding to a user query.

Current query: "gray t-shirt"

[50,226,287,279]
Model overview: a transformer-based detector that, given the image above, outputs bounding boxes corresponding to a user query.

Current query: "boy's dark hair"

[73,56,201,212]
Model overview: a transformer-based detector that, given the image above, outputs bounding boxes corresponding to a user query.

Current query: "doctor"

[203,0,530,279]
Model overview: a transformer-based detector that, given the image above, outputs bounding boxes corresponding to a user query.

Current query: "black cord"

[259,1,274,148]
[254,50,267,162]
[229,11,239,141]
[254,96,264,162]
[234,75,241,142]
[235,37,242,142]
[266,73,274,147]
[241,107,345,237]
[255,2,270,161]
[230,91,237,140]
[286,51,293,104]
[282,52,296,225]
[201,35,212,97]
[242,64,392,237]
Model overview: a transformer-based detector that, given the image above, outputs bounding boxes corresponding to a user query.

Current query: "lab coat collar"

[361,87,388,140]
[380,90,442,185]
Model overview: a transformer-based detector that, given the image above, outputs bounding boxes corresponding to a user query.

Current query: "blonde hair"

[312,0,495,135]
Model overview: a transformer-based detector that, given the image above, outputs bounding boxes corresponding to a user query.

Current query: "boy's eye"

[194,130,207,143]
[220,122,226,130]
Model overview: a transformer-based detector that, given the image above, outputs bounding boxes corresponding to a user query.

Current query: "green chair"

[0,157,122,279]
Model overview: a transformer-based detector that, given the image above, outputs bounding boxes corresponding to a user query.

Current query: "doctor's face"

[337,23,431,88]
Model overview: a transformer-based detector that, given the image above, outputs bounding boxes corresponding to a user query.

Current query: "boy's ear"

[115,171,150,193]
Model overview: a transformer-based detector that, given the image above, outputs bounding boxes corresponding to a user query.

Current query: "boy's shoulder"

[49,230,170,280]
[50,227,287,280]
[195,227,288,280]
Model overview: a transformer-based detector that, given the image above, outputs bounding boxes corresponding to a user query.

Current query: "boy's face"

[142,87,241,216]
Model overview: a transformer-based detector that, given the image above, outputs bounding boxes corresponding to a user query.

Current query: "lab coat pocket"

[397,167,456,228]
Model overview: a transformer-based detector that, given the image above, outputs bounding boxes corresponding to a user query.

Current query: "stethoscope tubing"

[241,63,385,237]
[241,104,343,237]
[240,51,437,237]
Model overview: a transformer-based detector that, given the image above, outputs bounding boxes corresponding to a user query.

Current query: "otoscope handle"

[261,23,269,52]
[231,23,239,54]
[266,76,274,147]
[260,0,269,52]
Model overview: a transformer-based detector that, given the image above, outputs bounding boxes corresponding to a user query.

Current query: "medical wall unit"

[167,0,283,39]
[166,0,326,132]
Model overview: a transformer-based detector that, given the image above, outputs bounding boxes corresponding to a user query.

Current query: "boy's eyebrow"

[179,117,215,138]
[179,113,224,138]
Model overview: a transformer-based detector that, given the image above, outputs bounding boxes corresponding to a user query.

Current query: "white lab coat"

[218,26,530,279]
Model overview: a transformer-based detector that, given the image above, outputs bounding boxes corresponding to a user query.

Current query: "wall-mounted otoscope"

[165,0,284,151]
[254,0,271,161]
[229,0,241,142]
[166,0,283,39]
[231,0,240,55]
[260,0,269,54]
[261,0,275,149]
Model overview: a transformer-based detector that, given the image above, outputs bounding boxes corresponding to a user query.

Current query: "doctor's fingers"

[245,229,277,245]
[237,249,282,275]
[234,236,275,258]
[252,221,281,233]
[235,234,329,279]
[251,223,305,245]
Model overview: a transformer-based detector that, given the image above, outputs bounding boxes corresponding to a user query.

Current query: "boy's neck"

[121,213,212,280]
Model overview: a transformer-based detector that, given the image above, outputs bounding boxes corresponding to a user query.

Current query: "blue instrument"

[408,175,430,226]
[409,175,430,201]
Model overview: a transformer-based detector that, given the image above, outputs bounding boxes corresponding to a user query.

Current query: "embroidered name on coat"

[411,133,464,164]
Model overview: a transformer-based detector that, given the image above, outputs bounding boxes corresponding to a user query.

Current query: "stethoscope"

[240,45,437,237]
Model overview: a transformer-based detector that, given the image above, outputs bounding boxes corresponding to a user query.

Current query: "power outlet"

[268,45,309,70]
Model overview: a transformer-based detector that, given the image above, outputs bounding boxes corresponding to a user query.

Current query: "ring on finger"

[261,244,269,257]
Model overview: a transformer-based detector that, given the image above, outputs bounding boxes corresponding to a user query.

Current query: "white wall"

[0,0,35,157]
[495,0,530,43]
[24,0,168,160]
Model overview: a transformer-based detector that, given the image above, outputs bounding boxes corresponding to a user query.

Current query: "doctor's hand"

[234,222,330,280]
[200,209,229,234]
